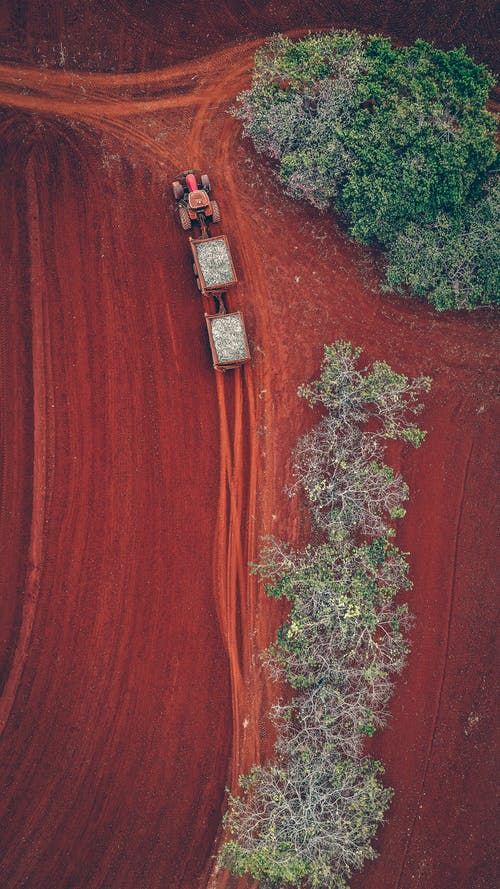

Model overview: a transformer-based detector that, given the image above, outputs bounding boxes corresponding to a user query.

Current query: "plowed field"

[0,3,498,889]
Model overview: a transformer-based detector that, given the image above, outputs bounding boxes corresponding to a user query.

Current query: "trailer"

[190,233,251,371]
[205,311,251,372]
[189,234,237,296]
[173,169,251,371]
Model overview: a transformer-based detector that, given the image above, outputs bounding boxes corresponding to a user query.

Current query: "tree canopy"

[234,31,499,310]
[219,343,430,888]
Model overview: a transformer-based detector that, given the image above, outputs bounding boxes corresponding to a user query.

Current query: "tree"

[291,341,430,536]
[297,341,431,444]
[386,174,500,310]
[220,755,392,889]
[336,39,497,245]
[219,343,429,888]
[232,31,366,208]
[260,533,412,758]
[291,419,409,537]
[234,30,498,309]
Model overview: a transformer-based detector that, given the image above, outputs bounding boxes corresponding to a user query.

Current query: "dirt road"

[0,4,498,888]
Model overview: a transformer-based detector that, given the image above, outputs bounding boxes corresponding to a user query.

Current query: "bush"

[297,341,430,445]
[336,39,497,245]
[220,756,392,889]
[219,343,430,888]
[234,30,498,309]
[386,174,500,310]
[291,420,409,537]
[234,32,366,208]
[261,533,412,758]
[292,342,430,535]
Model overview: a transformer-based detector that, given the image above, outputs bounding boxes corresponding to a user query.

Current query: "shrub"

[336,39,497,245]
[220,756,392,889]
[219,343,430,888]
[261,533,412,758]
[297,341,430,444]
[291,420,409,537]
[386,174,500,310]
[233,31,366,208]
[291,342,430,535]
[234,30,498,309]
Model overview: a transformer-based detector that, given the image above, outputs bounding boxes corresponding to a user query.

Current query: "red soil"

[0,4,498,889]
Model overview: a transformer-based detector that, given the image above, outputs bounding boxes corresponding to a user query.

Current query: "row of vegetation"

[219,342,431,887]
[233,31,499,310]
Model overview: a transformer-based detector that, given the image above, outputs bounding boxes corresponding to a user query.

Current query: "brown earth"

[0,3,498,889]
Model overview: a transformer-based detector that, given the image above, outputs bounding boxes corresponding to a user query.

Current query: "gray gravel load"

[209,313,248,362]
[195,238,235,288]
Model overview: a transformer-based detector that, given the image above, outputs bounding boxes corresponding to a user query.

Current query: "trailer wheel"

[172,180,184,200]
[179,206,192,230]
[201,174,211,192]
[210,200,221,224]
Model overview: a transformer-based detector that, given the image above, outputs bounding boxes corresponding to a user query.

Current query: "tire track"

[228,367,247,677]
[395,436,475,889]
[202,75,279,888]
[0,31,314,120]
[213,366,258,789]
[0,43,256,118]
[88,115,182,167]
[205,371,260,889]
[0,38,261,90]
[0,155,50,736]
[216,113,277,668]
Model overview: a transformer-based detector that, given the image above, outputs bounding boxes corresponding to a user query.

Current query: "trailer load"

[190,235,237,294]
[205,311,251,371]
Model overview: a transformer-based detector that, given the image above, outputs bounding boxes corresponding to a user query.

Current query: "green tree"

[234,31,498,309]
[297,340,431,446]
[337,39,497,245]
[259,533,412,758]
[386,174,500,310]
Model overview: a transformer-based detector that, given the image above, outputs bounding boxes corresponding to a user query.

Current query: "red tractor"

[172,170,221,237]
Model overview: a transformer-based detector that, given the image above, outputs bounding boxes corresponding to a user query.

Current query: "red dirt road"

[0,4,498,889]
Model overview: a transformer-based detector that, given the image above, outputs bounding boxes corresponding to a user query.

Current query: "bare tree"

[290,418,408,537]
[298,341,431,446]
[221,753,392,888]
[219,344,428,887]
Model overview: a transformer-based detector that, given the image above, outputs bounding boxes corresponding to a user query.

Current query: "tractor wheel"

[179,206,192,230]
[201,174,211,192]
[172,180,184,200]
[210,200,221,224]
